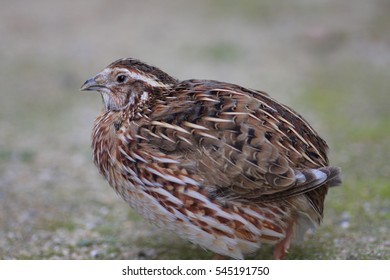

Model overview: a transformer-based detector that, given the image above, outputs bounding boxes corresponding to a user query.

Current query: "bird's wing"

[138,79,339,202]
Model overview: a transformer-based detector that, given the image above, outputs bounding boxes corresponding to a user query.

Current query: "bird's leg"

[273,220,295,260]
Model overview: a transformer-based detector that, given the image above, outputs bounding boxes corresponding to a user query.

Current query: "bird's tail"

[318,166,342,188]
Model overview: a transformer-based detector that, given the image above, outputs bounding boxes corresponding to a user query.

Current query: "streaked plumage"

[81,58,341,259]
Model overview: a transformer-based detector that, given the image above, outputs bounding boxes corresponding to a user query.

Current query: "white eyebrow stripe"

[122,69,170,88]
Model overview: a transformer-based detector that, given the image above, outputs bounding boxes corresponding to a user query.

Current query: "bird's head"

[81,58,178,111]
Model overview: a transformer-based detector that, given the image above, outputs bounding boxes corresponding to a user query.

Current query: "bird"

[80,58,341,259]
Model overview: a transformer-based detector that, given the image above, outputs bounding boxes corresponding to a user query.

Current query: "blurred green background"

[0,0,389,259]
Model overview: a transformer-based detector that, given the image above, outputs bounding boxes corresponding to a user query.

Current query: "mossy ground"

[0,0,388,260]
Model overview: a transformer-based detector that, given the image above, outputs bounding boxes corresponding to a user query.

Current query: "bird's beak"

[80,76,104,91]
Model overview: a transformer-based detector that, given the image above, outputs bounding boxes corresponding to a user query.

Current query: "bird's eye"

[116,74,127,83]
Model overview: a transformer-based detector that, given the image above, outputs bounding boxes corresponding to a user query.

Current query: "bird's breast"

[92,112,127,181]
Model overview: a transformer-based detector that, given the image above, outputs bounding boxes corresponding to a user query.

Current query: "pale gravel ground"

[0,0,389,259]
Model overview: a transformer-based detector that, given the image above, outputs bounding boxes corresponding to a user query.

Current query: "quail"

[81,58,341,259]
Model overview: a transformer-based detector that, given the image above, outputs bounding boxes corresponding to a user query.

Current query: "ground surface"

[0,0,389,259]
